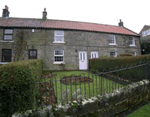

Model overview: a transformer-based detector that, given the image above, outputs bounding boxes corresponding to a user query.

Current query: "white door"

[91,51,98,59]
[79,51,87,70]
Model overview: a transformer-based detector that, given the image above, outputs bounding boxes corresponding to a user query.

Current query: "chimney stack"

[42,8,47,20]
[2,5,10,18]
[118,19,123,27]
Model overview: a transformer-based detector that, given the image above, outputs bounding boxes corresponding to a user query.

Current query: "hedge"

[0,59,43,116]
[90,54,150,82]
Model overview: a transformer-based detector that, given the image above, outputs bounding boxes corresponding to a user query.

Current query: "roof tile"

[0,17,138,36]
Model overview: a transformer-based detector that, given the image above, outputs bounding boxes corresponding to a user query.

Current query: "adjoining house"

[0,5,141,70]
[139,25,150,43]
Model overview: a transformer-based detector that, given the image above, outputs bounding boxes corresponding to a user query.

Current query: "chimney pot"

[44,8,46,12]
[118,19,124,27]
[42,8,47,20]
[2,5,10,18]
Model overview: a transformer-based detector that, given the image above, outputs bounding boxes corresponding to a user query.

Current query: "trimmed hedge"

[0,59,43,116]
[90,54,150,82]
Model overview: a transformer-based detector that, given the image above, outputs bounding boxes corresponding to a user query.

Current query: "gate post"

[146,62,150,80]
[88,59,91,71]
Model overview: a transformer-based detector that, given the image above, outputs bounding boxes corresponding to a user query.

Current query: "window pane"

[30,51,33,56]
[5,29,13,34]
[4,35,12,40]
[3,49,11,55]
[129,38,133,45]
[80,53,82,60]
[83,53,85,60]
[109,35,115,44]
[110,52,115,57]
[29,50,37,59]
[55,36,63,42]
[2,49,11,62]
[55,50,63,55]
[55,56,63,62]
[95,53,96,58]
[4,56,11,61]
[55,31,64,35]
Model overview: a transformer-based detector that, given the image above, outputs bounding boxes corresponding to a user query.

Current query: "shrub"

[0,59,43,116]
[118,53,133,57]
[90,54,150,82]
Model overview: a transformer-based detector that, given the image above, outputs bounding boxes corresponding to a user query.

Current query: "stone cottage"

[0,5,141,70]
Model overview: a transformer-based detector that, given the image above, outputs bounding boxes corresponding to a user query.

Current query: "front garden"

[40,71,124,105]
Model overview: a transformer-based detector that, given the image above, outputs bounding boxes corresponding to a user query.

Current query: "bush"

[90,54,150,82]
[0,59,43,116]
[118,53,133,57]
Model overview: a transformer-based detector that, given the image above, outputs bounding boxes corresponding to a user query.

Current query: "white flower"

[62,104,70,112]
[72,100,77,103]
[91,97,98,101]
[82,99,89,105]
[143,79,149,84]
[88,99,94,103]
[57,104,62,109]
[139,81,144,85]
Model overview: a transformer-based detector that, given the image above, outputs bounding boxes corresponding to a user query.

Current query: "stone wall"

[0,28,141,70]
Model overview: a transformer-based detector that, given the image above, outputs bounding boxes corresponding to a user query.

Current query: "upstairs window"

[142,29,150,37]
[28,49,37,59]
[54,31,64,42]
[54,50,64,62]
[110,52,117,57]
[109,35,116,45]
[4,29,13,41]
[2,49,12,62]
[129,37,135,46]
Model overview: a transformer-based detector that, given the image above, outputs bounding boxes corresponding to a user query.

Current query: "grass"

[42,71,125,104]
[126,103,150,117]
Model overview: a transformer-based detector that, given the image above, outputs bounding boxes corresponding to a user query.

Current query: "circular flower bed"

[60,76,93,85]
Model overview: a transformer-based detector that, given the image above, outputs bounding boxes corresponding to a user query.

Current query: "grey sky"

[0,0,149,33]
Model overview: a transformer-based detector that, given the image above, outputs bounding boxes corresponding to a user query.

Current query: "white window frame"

[132,52,136,56]
[109,35,116,45]
[110,52,117,57]
[53,50,65,64]
[91,51,98,59]
[4,29,13,41]
[142,29,150,37]
[53,30,64,43]
[129,37,135,46]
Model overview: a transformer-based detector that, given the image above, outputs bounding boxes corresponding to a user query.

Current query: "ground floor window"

[28,49,37,59]
[54,50,64,62]
[91,51,98,59]
[132,52,136,56]
[2,49,12,62]
[110,52,117,57]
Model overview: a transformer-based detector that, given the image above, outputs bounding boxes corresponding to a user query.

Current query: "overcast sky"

[0,0,149,33]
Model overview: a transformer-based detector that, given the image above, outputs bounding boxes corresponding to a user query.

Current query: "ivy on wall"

[13,30,28,61]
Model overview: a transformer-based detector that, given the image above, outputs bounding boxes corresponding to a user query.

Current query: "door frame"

[79,51,87,70]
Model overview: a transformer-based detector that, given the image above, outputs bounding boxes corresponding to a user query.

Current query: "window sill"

[53,62,65,64]
[53,42,66,44]
[0,62,9,64]
[129,45,136,47]
[109,44,117,45]
[0,41,14,42]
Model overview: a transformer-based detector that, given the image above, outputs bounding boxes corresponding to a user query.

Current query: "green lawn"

[126,104,150,117]
[42,71,124,104]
